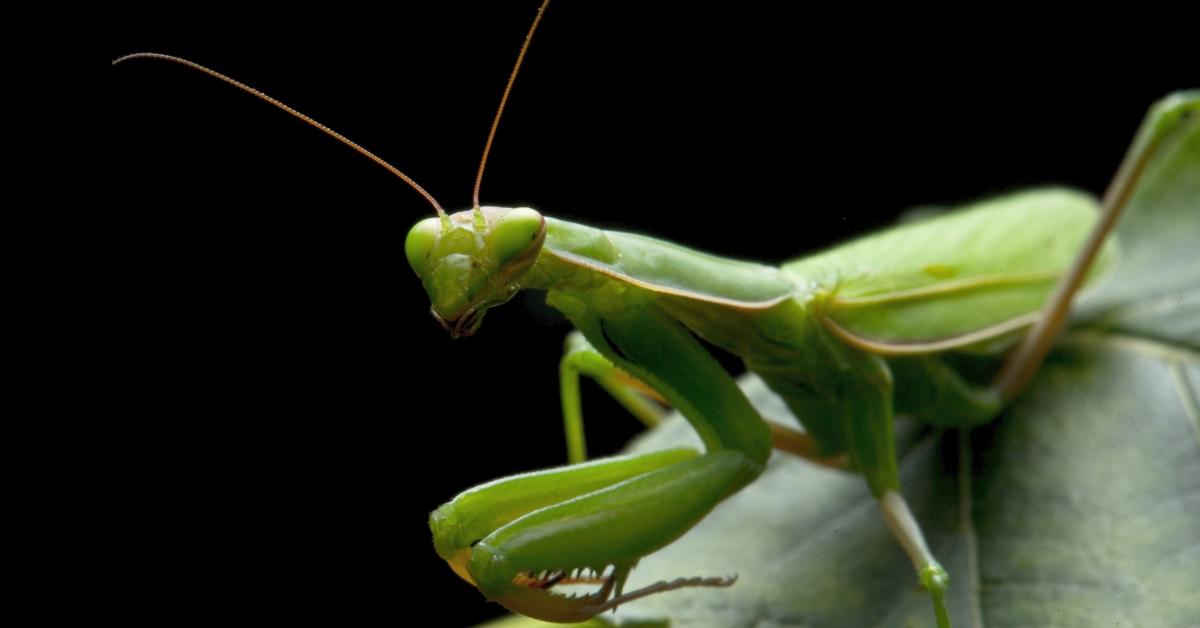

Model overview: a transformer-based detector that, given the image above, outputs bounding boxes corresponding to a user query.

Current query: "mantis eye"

[405,217,442,275]
[489,208,545,266]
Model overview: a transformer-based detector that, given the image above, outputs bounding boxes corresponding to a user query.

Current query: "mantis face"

[405,206,546,338]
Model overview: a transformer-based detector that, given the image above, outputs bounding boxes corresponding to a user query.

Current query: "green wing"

[783,188,1115,353]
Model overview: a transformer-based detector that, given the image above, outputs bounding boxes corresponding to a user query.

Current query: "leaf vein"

[1060,330,1200,363]
[1168,360,1200,449]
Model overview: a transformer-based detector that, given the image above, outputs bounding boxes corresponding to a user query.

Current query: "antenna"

[112,53,446,217]
[472,0,552,209]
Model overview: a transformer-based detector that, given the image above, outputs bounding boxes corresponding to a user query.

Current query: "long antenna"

[112,53,446,217]
[472,0,552,209]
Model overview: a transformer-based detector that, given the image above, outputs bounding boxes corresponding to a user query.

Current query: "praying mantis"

[108,3,1195,624]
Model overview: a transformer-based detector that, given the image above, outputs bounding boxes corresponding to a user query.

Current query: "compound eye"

[405,217,441,275]
[489,208,544,265]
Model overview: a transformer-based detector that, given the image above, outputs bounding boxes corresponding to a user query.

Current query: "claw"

[592,572,738,615]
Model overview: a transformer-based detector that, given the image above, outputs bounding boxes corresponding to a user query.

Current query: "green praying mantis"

[112,4,1199,626]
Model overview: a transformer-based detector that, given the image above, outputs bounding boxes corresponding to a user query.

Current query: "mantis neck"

[522,217,797,308]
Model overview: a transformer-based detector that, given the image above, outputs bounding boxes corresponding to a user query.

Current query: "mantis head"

[405,206,546,338]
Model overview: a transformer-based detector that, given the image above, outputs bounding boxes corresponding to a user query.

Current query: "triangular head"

[405,207,546,338]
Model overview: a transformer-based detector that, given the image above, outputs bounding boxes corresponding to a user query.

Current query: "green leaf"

[567,93,1199,627]
[611,338,1198,627]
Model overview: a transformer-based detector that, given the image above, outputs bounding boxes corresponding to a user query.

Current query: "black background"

[110,3,1192,624]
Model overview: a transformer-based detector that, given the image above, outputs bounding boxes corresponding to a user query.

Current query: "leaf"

[610,339,1198,627]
